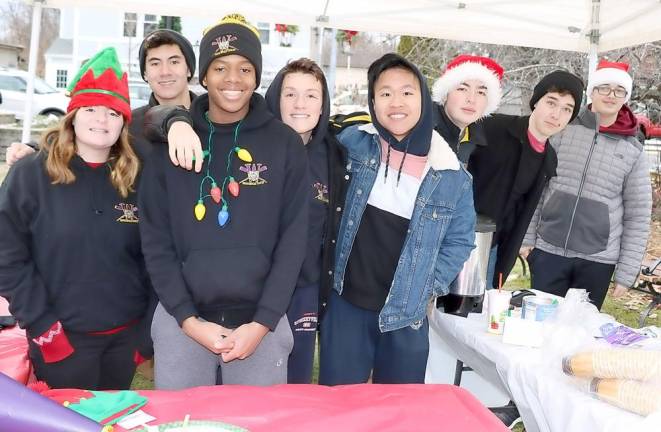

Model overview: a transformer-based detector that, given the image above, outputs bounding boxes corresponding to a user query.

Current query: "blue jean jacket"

[333,124,476,332]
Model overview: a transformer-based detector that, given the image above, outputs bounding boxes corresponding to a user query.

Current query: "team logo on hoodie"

[239,163,268,186]
[292,312,318,333]
[115,203,139,223]
[212,34,238,56]
[313,182,329,203]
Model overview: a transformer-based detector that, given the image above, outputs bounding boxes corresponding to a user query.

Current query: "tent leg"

[586,0,601,93]
[588,43,598,81]
[327,29,338,102]
[317,26,325,66]
[21,0,45,144]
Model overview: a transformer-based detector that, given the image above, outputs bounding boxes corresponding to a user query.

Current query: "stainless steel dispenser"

[440,214,496,316]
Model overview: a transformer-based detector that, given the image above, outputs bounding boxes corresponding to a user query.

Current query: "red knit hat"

[587,59,633,102]
[66,47,131,122]
[432,54,504,117]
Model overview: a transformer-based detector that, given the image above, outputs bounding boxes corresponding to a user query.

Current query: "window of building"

[144,14,158,36]
[123,12,137,37]
[257,22,270,44]
[55,69,68,88]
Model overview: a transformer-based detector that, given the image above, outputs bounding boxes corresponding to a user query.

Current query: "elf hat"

[199,13,262,89]
[586,59,633,102]
[432,54,504,117]
[67,47,131,122]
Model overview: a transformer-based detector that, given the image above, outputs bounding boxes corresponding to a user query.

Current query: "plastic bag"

[543,289,661,416]
[539,289,611,371]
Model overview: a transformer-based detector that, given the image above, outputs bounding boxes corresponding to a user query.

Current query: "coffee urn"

[439,214,496,316]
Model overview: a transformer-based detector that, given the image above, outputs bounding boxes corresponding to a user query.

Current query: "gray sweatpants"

[152,303,293,390]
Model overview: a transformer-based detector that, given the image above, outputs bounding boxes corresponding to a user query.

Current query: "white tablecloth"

[426,309,661,432]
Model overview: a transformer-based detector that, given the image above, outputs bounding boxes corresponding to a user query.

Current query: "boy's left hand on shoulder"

[217,321,270,362]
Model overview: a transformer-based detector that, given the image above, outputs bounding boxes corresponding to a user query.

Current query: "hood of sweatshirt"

[367,54,433,156]
[264,66,331,151]
[598,103,638,137]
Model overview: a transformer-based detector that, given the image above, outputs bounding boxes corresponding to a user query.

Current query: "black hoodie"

[367,53,433,157]
[265,68,332,289]
[144,80,349,311]
[0,153,151,338]
[138,92,309,331]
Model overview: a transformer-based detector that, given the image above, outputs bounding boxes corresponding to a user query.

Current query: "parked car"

[0,68,68,120]
[635,113,661,141]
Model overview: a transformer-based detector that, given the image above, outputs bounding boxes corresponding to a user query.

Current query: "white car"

[0,68,69,120]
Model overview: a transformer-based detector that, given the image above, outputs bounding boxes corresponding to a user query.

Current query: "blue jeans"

[319,291,428,385]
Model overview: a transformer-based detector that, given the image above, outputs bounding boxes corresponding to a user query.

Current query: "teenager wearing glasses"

[522,60,652,309]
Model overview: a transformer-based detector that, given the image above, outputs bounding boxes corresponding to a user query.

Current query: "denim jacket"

[333,124,476,332]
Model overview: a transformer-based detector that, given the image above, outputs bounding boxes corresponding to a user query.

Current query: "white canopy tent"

[20,0,661,141]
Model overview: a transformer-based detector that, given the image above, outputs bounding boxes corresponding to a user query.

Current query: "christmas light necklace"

[194,112,253,227]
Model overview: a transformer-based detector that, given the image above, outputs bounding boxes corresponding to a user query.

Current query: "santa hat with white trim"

[586,59,633,102]
[431,54,504,117]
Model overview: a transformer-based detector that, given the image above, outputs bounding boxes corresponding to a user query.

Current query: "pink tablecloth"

[47,384,509,432]
[0,297,32,384]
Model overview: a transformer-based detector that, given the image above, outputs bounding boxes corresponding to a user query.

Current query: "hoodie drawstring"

[383,137,411,186]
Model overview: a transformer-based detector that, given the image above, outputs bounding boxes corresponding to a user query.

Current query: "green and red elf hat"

[66,47,132,122]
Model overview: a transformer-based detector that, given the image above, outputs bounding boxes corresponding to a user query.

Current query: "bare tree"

[0,0,60,76]
[398,36,661,115]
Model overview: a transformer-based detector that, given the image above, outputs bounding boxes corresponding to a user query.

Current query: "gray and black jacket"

[524,107,652,287]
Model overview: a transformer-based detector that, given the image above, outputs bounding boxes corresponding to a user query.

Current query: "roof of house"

[0,42,24,52]
[45,38,73,56]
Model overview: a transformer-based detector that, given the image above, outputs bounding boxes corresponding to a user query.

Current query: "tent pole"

[21,0,44,144]
[327,29,337,101]
[317,27,324,66]
[587,0,601,82]
[588,43,598,78]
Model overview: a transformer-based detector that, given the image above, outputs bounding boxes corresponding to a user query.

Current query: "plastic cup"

[487,290,512,335]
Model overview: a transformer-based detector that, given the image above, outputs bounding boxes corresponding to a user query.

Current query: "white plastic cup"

[487,290,512,335]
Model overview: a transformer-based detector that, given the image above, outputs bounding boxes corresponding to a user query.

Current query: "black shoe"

[489,402,522,429]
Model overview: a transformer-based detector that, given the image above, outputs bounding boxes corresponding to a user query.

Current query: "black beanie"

[199,14,262,89]
[529,70,584,122]
[139,29,196,82]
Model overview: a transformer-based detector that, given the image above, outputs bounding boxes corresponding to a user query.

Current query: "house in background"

[44,9,160,90]
[43,8,312,94]
[0,43,24,69]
